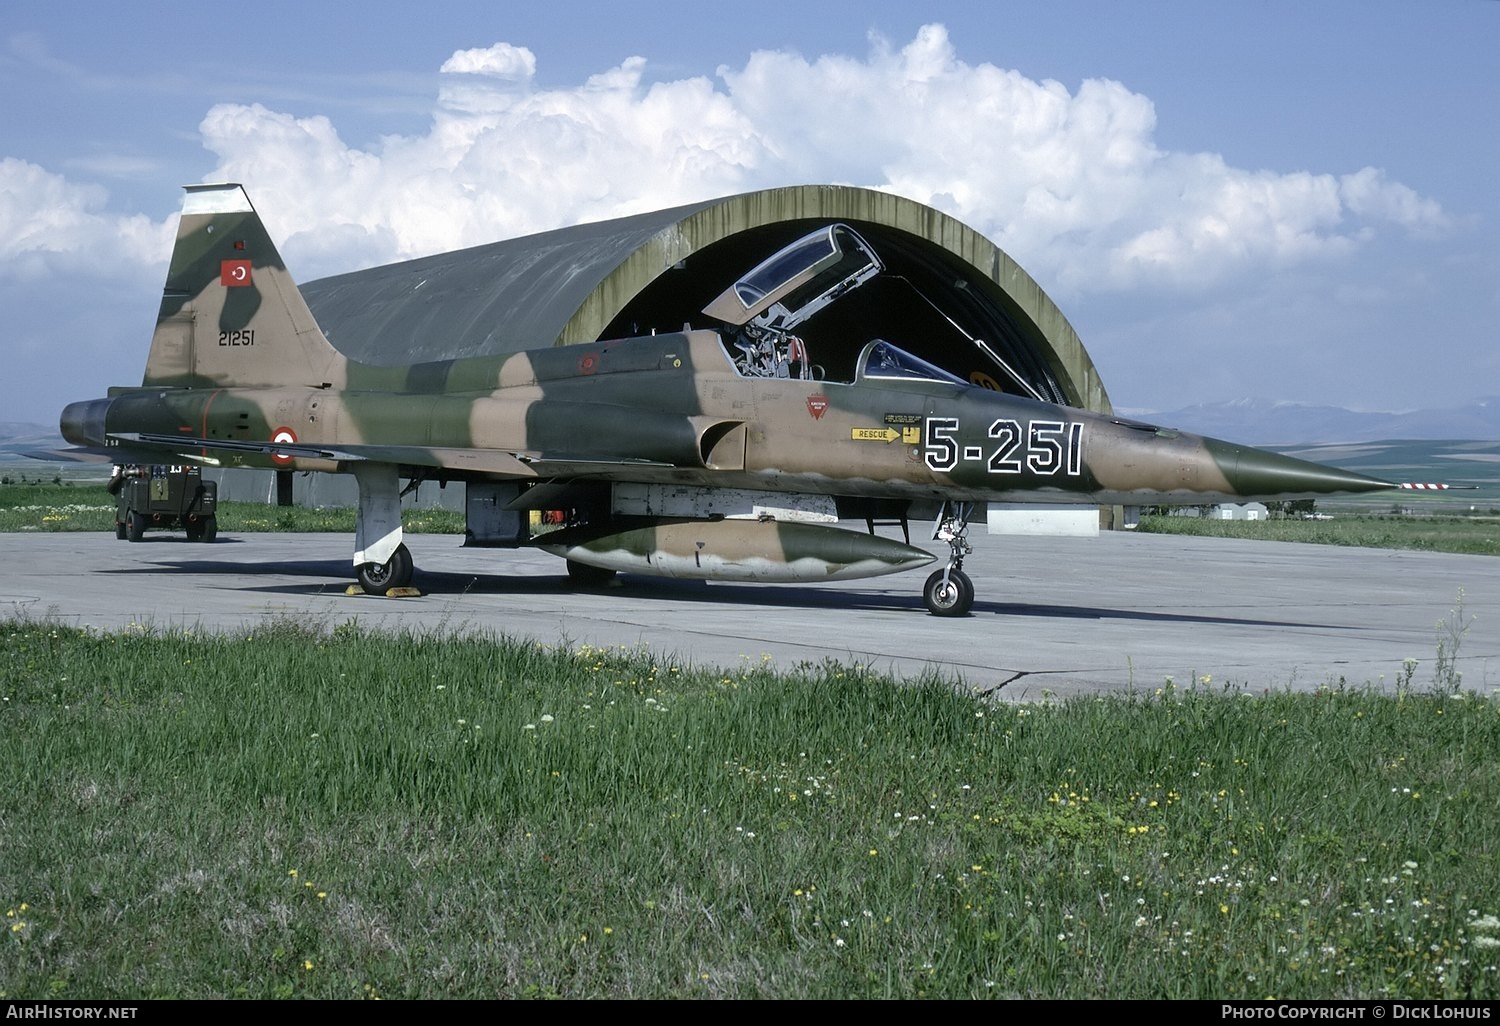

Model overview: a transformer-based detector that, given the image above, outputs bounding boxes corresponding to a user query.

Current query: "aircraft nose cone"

[1205,438,1394,498]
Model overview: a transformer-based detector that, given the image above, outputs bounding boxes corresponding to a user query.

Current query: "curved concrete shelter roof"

[300,185,1111,412]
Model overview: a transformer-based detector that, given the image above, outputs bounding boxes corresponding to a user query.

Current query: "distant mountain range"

[5,397,1499,461]
[1116,396,1500,446]
[0,422,67,464]
[0,422,66,446]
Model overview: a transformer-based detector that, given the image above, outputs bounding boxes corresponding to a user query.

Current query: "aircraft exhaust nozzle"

[539,517,937,583]
[60,398,113,448]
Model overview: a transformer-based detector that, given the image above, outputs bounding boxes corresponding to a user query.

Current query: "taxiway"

[3,527,1495,701]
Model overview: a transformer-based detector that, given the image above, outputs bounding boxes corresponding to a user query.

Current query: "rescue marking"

[923,416,1084,476]
[806,395,829,420]
[852,425,921,444]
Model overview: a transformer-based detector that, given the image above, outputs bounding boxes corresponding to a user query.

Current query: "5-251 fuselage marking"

[923,416,1083,477]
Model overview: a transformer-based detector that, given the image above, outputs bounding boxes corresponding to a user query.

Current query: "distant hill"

[0,422,64,446]
[0,422,66,466]
[1126,397,1500,446]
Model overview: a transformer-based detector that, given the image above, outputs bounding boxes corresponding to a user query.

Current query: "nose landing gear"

[923,502,975,617]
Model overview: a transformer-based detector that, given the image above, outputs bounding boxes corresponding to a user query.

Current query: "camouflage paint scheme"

[58,185,1393,615]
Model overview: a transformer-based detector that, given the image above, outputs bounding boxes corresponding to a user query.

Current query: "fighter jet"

[55,184,1394,615]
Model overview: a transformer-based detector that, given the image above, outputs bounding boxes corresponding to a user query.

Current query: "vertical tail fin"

[144,184,345,389]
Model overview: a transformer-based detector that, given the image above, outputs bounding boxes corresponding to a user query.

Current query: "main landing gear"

[923,501,975,617]
[351,464,417,595]
[356,543,414,594]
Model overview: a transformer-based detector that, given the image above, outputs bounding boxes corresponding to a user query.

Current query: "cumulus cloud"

[0,157,170,282]
[1339,167,1448,234]
[1,23,1448,292]
[439,42,537,80]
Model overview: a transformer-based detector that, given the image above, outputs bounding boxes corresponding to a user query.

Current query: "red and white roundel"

[270,426,298,465]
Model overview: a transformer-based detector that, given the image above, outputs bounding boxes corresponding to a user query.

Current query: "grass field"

[3,618,1498,1000]
[0,481,464,536]
[4,475,1498,999]
[3,481,1497,560]
[1134,513,1500,557]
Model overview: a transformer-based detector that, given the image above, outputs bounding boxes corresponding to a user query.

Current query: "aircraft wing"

[111,432,674,478]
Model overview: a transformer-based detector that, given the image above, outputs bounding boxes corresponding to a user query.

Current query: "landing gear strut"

[352,463,414,595]
[923,501,975,617]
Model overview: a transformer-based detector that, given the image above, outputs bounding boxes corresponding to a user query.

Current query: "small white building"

[1212,502,1268,521]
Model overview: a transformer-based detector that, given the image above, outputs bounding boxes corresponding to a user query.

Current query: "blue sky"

[2,0,1496,427]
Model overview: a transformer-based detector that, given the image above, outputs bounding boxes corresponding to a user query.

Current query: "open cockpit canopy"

[702,224,882,331]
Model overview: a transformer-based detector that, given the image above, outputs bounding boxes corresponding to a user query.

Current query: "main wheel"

[125,511,147,543]
[923,568,974,617]
[566,559,617,587]
[356,543,414,594]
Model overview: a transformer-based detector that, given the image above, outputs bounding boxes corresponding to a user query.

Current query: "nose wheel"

[924,501,976,617]
[923,566,974,616]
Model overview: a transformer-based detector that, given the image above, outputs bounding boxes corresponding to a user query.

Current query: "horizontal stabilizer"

[19,447,117,465]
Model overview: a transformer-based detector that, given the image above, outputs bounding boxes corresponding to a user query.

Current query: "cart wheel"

[199,516,217,543]
[125,511,147,542]
[115,521,127,541]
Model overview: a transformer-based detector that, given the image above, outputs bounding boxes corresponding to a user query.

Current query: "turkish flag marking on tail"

[220,259,253,287]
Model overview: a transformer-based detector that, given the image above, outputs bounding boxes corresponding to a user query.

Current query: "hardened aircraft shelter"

[219,185,1114,512]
